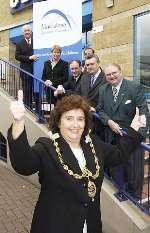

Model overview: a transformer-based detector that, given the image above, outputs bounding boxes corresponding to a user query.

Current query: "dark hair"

[49,95,91,135]
[84,47,95,55]
[69,60,81,67]
[85,54,100,63]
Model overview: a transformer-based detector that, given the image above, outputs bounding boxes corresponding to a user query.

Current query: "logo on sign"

[41,9,73,34]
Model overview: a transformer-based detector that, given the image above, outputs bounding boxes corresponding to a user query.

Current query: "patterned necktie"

[112,87,118,102]
[27,38,31,46]
[90,75,95,87]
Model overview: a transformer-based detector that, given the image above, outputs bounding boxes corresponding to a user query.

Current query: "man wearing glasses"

[96,63,148,199]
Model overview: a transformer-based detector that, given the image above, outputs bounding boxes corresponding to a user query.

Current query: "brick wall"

[0,0,32,60]
[93,0,150,77]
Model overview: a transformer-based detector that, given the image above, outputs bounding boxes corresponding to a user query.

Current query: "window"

[82,30,92,49]
[82,30,92,59]
[134,12,150,94]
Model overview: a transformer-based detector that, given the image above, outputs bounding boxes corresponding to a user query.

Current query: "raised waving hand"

[10,90,25,121]
[10,90,25,139]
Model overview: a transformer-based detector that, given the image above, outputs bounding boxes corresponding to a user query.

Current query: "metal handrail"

[92,112,150,151]
[0,58,56,91]
[0,58,56,122]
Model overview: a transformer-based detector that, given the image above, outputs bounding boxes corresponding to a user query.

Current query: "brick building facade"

[0,0,150,81]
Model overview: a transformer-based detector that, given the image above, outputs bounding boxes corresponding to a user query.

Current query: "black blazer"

[15,38,33,74]
[7,127,142,233]
[76,68,106,107]
[62,73,83,95]
[42,59,69,87]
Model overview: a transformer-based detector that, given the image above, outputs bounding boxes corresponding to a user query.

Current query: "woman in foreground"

[7,92,145,233]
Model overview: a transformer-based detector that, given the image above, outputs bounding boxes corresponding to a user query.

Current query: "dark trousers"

[106,132,144,199]
[45,88,56,105]
[21,74,33,109]
[92,117,105,141]
[111,147,144,199]
[124,147,144,198]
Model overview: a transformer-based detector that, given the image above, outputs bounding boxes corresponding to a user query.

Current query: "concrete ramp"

[0,88,150,233]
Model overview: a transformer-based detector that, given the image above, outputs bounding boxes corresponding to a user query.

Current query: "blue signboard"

[33,0,82,92]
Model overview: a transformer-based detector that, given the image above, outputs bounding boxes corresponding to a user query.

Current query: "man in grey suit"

[96,63,148,199]
[76,54,106,139]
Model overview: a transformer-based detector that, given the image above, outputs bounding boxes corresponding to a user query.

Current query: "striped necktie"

[90,75,95,87]
[112,87,118,102]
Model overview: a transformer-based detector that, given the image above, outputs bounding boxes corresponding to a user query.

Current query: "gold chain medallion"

[52,135,100,201]
[88,179,97,201]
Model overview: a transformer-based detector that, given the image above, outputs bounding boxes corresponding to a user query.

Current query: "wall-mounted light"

[105,0,114,8]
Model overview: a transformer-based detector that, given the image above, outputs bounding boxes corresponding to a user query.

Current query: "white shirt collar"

[90,68,101,85]
[73,74,81,81]
[25,38,31,44]
[112,79,123,92]
[93,68,101,79]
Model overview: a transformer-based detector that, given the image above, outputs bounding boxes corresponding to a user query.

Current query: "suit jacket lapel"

[106,85,114,111]
[76,74,82,85]
[88,71,105,95]
[81,138,96,174]
[84,75,91,92]
[112,79,126,112]
[23,39,28,48]
[59,137,82,175]
[53,59,62,70]
[61,137,98,175]
[48,59,62,71]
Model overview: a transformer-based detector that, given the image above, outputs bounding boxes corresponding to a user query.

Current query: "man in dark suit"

[76,54,106,139]
[76,54,106,108]
[96,63,148,199]
[54,60,83,97]
[15,24,38,108]
[42,45,68,105]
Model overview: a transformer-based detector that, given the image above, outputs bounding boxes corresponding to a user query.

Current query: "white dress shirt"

[112,79,123,96]
[71,147,87,233]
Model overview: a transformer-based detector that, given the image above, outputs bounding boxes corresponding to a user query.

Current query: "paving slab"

[0,162,39,233]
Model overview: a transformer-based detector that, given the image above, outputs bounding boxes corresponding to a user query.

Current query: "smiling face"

[52,49,61,61]
[70,61,82,78]
[23,25,32,40]
[84,48,94,59]
[105,64,123,87]
[59,109,85,147]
